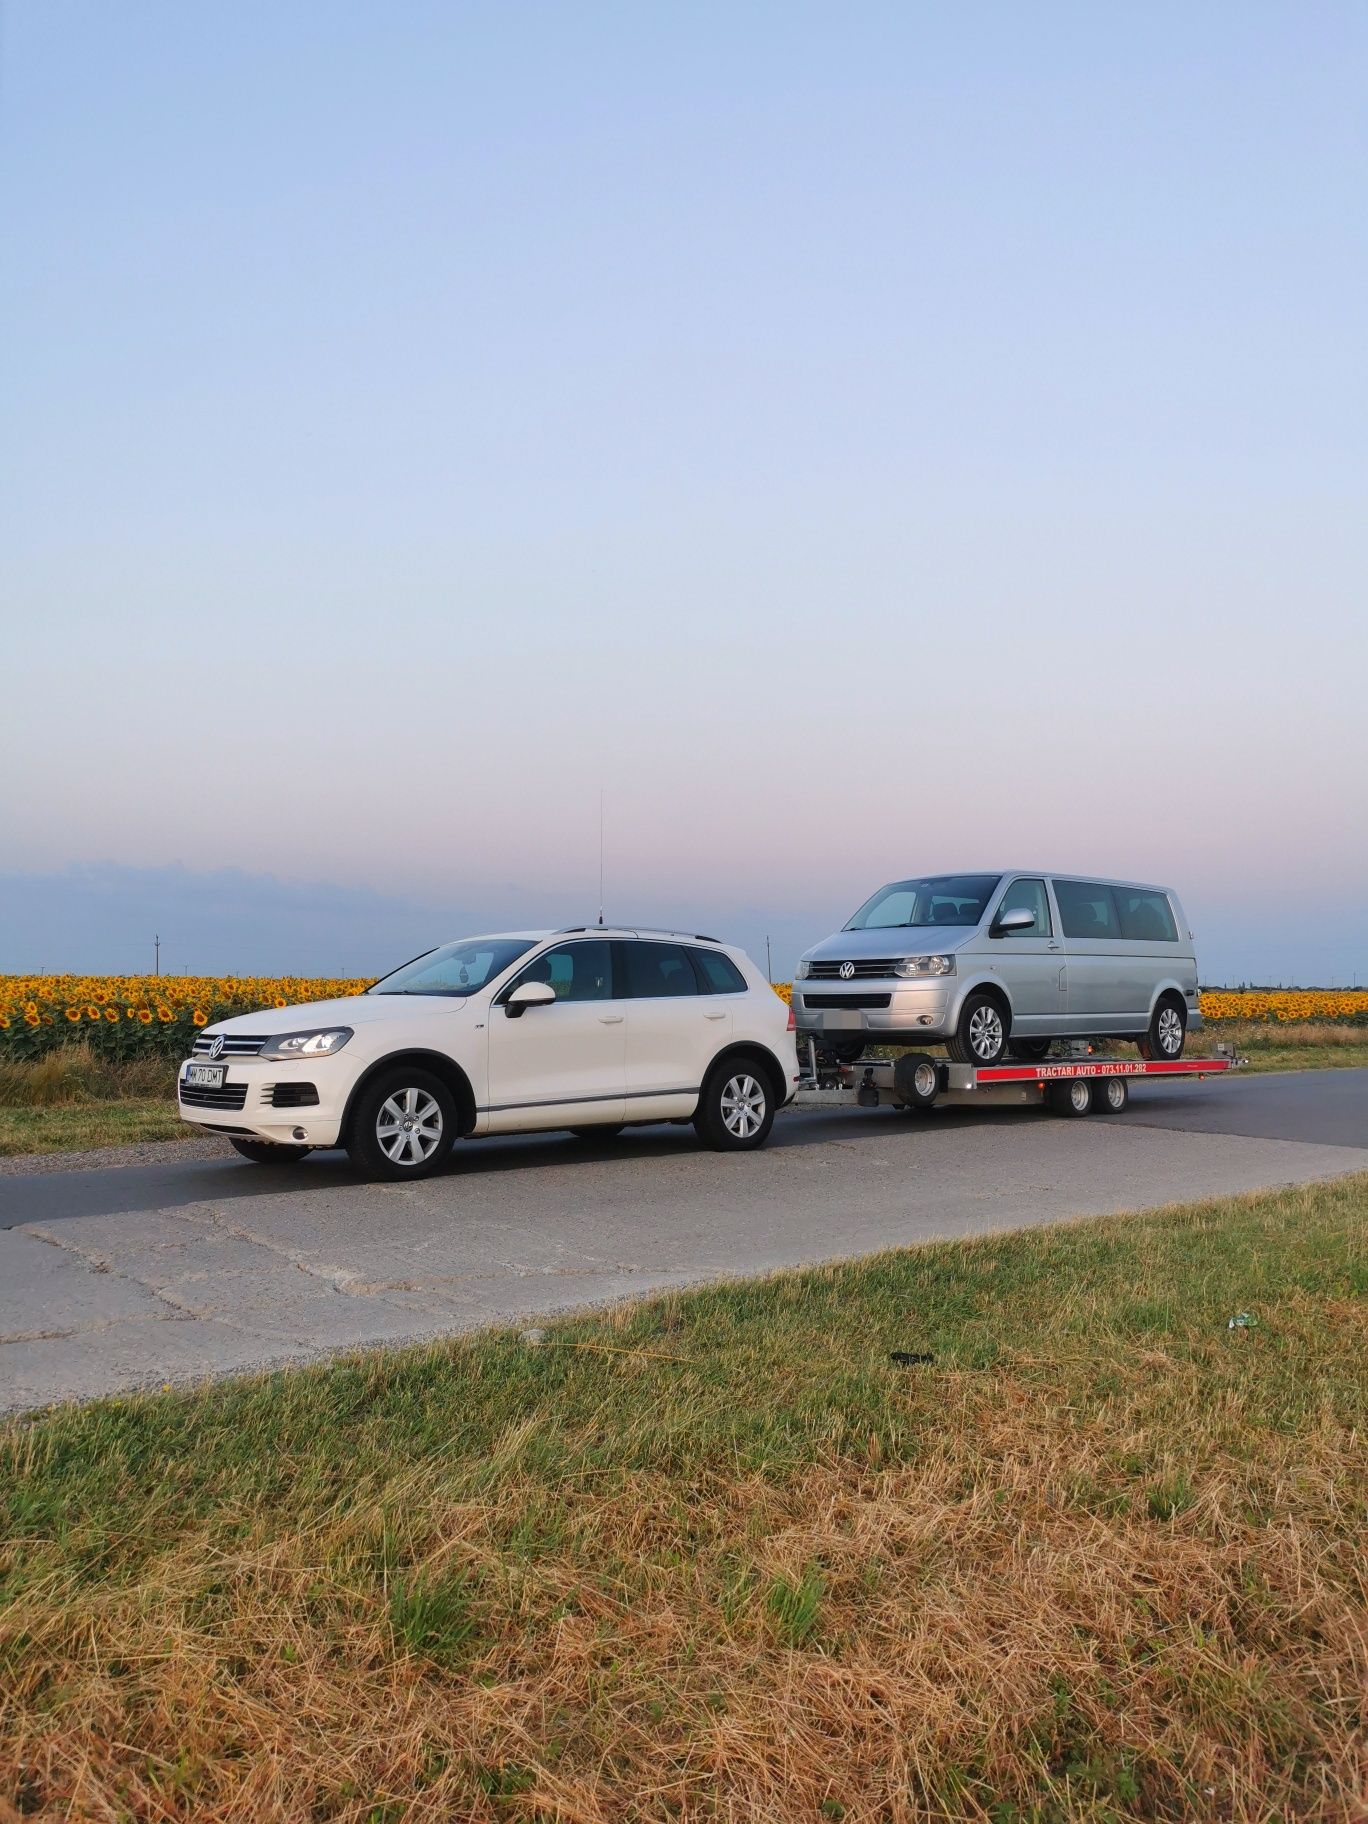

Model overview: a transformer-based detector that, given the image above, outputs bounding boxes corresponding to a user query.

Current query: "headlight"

[795,960,811,980]
[260,1027,354,1061]
[893,955,955,978]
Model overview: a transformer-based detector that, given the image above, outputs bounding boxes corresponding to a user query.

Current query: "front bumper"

[792,979,953,1041]
[176,1054,352,1147]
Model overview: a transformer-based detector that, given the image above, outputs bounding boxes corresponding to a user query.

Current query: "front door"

[484,939,626,1132]
[982,877,1066,1032]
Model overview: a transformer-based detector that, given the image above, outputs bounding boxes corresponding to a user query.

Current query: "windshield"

[845,874,1002,931]
[368,937,536,997]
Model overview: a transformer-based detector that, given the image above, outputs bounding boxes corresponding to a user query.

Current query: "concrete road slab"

[2,1071,1366,1414]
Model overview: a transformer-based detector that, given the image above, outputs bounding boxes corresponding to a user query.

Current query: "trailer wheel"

[1095,1077,1129,1114]
[1009,1039,1052,1062]
[947,993,1009,1065]
[893,1051,940,1112]
[1049,1079,1093,1117]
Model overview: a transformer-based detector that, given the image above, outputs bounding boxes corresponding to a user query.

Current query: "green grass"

[0,1097,194,1156]
[4,1174,1367,1820]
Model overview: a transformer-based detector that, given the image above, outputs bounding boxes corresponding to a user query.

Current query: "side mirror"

[992,906,1036,935]
[505,980,557,1018]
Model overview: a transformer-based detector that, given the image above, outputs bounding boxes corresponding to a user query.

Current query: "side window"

[994,877,1052,936]
[509,940,614,1002]
[623,940,699,998]
[1052,880,1122,940]
[1116,888,1178,943]
[690,946,747,993]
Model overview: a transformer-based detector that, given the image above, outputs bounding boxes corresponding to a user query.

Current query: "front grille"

[806,960,899,980]
[269,1082,319,1108]
[193,1034,266,1057]
[180,1082,249,1110]
[803,993,892,1011]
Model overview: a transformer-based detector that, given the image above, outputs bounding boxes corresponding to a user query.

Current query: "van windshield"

[845,875,1001,931]
[368,937,535,996]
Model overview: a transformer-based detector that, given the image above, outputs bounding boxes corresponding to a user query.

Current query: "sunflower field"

[1,978,1365,1064]
[0,976,370,1062]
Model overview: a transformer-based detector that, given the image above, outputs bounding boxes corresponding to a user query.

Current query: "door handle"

[1048,942,1062,951]
[597,1013,624,1024]
[704,1011,727,1020]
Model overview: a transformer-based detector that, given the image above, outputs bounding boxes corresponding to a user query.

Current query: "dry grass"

[0,1046,188,1156]
[1186,1022,1368,1075]
[4,1176,1368,1820]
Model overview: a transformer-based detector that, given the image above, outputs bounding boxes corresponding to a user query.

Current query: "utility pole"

[765,936,772,983]
[154,934,160,977]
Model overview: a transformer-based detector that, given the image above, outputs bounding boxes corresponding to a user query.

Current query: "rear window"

[1114,888,1178,943]
[690,947,747,994]
[623,940,699,998]
[1052,880,1121,940]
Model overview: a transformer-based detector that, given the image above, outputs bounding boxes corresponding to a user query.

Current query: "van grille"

[192,1034,266,1057]
[802,993,892,1011]
[806,960,898,980]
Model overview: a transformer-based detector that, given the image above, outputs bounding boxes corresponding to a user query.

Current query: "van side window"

[1115,888,1178,943]
[995,877,1051,936]
[1052,880,1122,940]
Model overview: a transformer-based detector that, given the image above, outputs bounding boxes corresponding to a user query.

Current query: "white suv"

[178,927,799,1179]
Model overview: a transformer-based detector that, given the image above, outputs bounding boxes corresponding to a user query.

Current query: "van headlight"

[893,955,955,978]
[795,960,811,979]
[260,1028,354,1060]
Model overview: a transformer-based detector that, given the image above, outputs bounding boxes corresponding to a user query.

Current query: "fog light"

[292,1127,307,1141]
[918,1014,934,1025]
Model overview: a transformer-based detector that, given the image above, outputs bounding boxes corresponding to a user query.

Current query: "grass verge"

[3,1176,1367,1820]
[0,1045,191,1157]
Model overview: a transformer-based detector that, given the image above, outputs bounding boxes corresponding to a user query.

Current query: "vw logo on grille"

[207,1034,225,1059]
[839,961,856,980]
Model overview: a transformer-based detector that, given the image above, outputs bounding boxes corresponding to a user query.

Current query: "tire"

[1137,994,1186,1061]
[823,1039,866,1065]
[946,993,1010,1066]
[569,1124,624,1140]
[1095,1076,1129,1114]
[892,1051,940,1112]
[229,1138,315,1165]
[1049,1079,1094,1117]
[1008,1039,1052,1062]
[694,1054,777,1151]
[345,1067,456,1180]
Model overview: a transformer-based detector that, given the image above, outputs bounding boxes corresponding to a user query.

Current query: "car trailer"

[793,1040,1245,1118]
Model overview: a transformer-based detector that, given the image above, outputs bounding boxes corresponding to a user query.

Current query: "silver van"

[793,872,1201,1066]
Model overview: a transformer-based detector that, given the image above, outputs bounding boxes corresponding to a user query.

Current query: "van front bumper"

[792,981,953,1042]
[176,1055,352,1147]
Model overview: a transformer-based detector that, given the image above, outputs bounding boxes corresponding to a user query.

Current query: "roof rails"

[554,925,723,944]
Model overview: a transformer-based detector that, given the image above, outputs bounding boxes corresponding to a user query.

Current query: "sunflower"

[156,1006,173,1021]
[105,1008,119,1023]
[65,1007,82,1023]
[137,1008,153,1025]
[86,1005,102,1020]
[192,1009,208,1026]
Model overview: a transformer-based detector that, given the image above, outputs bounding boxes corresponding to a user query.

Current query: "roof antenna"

[598,788,605,927]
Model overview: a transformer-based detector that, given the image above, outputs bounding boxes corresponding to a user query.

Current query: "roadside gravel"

[0,1134,233,1177]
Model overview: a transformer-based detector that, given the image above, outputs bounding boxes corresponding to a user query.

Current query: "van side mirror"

[992,906,1035,935]
[505,980,557,1018]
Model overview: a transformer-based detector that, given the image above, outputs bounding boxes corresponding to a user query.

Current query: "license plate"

[823,1010,862,1031]
[184,1063,226,1089]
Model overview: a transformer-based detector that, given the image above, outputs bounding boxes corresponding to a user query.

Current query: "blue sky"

[3,2,1365,982]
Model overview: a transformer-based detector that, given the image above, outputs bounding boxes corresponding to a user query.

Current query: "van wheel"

[229,1139,314,1165]
[822,1039,866,1065]
[947,993,1009,1065]
[1138,994,1186,1060]
[346,1068,456,1180]
[1008,1039,1052,1062]
[1049,1080,1094,1117]
[694,1055,775,1151]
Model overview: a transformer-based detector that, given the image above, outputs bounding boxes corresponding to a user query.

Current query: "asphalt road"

[2,1068,1365,1413]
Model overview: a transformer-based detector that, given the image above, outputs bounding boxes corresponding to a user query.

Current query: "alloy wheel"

[1158,1007,1184,1054]
[969,1005,1004,1060]
[720,1073,766,1139]
[376,1086,445,1165]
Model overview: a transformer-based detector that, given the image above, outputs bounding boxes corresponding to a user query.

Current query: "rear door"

[620,939,722,1119]
[485,939,626,1131]
[1052,879,1145,1031]
[983,876,1065,1033]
